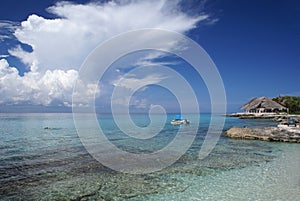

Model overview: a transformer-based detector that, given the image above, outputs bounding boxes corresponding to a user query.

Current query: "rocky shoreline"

[226,127,300,143]
[226,113,299,119]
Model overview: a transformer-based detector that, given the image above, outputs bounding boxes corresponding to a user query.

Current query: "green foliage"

[273,96,300,114]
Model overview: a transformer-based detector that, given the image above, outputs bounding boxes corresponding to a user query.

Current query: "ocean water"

[0,113,299,200]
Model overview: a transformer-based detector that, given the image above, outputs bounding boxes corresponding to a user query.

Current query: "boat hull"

[171,119,190,125]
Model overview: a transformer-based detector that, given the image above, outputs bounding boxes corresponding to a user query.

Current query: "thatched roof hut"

[241,96,287,113]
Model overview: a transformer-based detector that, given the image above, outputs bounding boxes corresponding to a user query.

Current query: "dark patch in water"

[44,127,62,130]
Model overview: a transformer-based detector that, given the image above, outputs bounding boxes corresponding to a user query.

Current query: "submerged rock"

[226,127,300,143]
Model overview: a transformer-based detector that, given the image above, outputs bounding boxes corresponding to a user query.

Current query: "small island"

[226,96,300,143]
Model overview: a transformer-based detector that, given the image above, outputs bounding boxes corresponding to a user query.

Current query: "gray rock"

[226,127,300,143]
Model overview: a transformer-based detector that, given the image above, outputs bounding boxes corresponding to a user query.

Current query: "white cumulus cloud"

[12,0,204,72]
[1,0,209,107]
[0,59,79,106]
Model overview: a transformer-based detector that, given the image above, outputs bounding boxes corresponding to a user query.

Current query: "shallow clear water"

[0,113,299,200]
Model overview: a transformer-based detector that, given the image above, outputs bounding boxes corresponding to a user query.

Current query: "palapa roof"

[240,96,287,111]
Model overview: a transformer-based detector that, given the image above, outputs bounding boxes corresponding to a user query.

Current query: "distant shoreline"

[225,112,300,120]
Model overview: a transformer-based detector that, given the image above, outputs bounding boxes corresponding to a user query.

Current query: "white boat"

[171,115,190,125]
[277,118,298,128]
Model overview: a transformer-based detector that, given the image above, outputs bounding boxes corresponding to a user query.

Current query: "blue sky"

[191,0,300,109]
[0,0,299,113]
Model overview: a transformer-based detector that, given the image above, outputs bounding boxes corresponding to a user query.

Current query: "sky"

[0,0,299,113]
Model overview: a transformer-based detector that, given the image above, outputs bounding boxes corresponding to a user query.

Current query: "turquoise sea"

[0,113,299,200]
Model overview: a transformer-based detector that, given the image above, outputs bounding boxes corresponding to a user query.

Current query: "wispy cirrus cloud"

[0,20,19,41]
[110,73,167,109]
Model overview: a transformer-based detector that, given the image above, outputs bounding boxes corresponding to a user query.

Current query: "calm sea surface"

[0,113,299,200]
